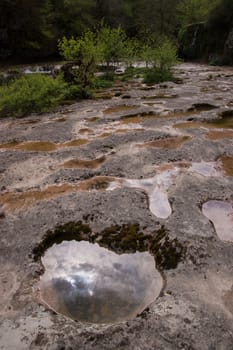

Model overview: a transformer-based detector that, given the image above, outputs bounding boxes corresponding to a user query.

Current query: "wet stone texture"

[0,63,233,350]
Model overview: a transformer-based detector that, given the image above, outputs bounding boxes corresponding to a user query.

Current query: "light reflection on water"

[202,200,233,242]
[40,241,163,324]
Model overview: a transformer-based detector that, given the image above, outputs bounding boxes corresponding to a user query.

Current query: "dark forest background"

[0,0,232,61]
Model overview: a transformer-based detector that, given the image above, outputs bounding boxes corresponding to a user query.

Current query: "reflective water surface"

[40,241,163,324]
[202,200,233,242]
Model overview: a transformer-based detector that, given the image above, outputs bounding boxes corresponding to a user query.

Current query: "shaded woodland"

[0,0,227,60]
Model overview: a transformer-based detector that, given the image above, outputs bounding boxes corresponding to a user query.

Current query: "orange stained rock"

[138,136,192,149]
[79,128,94,134]
[0,177,116,212]
[207,130,233,140]
[174,121,206,129]
[63,156,106,169]
[62,139,88,147]
[218,155,233,176]
[103,105,138,114]
[223,287,233,314]
[77,176,116,191]
[0,184,75,211]
[0,139,89,151]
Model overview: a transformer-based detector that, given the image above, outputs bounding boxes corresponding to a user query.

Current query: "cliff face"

[179,23,206,61]
[180,2,233,65]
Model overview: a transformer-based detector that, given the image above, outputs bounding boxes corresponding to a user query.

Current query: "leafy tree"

[58,31,102,96]
[97,25,128,66]
[141,38,179,70]
[177,0,219,30]
[0,74,68,117]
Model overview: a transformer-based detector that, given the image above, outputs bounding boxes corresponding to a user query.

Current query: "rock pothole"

[39,240,163,324]
[202,200,233,243]
[34,222,185,324]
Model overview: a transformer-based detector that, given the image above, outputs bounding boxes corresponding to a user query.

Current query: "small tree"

[97,25,128,67]
[140,37,179,71]
[58,31,102,96]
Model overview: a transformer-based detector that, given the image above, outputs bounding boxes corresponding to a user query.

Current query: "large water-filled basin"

[39,240,163,324]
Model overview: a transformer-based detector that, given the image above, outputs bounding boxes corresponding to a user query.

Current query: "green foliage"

[50,0,97,38]
[97,25,128,66]
[143,68,175,84]
[58,31,102,95]
[0,0,54,57]
[177,0,219,28]
[0,74,68,117]
[140,38,179,70]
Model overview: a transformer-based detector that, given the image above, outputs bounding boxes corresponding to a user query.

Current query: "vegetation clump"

[0,74,68,118]
[33,221,186,271]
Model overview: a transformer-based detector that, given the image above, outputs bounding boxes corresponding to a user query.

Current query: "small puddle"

[142,94,178,100]
[108,168,179,219]
[207,130,233,140]
[39,240,163,324]
[0,141,57,152]
[138,136,191,150]
[103,105,138,114]
[62,139,88,147]
[202,200,233,243]
[0,139,88,152]
[190,103,217,112]
[174,113,233,130]
[218,155,233,176]
[223,287,233,314]
[190,161,221,177]
[79,128,94,134]
[63,156,106,169]
[0,184,75,211]
[77,177,115,191]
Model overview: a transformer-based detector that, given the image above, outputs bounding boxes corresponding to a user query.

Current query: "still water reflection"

[40,241,163,324]
[202,200,233,243]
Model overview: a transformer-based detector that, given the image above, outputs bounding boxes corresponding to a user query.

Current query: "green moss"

[33,221,92,260]
[34,222,186,270]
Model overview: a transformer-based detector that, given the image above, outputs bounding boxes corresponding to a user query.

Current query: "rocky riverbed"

[0,63,232,350]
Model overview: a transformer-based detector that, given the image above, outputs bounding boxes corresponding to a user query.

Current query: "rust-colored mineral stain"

[218,156,233,176]
[223,287,233,314]
[79,128,94,134]
[16,141,57,152]
[77,176,116,191]
[62,139,88,147]
[63,156,106,169]
[97,132,113,138]
[115,128,145,133]
[139,136,191,149]
[88,117,100,123]
[121,116,145,124]
[174,121,209,129]
[54,117,67,123]
[143,94,177,100]
[0,184,75,211]
[0,141,20,149]
[103,105,138,114]
[207,130,233,140]
[0,141,57,152]
[175,114,233,130]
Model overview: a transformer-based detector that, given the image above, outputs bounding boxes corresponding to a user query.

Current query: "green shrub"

[143,68,175,84]
[0,74,68,118]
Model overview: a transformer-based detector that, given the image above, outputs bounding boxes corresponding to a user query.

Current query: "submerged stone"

[39,241,163,324]
[202,200,233,243]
